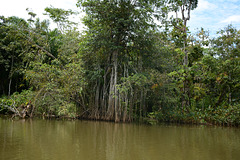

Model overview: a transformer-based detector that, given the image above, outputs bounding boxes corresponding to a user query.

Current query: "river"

[0,118,240,160]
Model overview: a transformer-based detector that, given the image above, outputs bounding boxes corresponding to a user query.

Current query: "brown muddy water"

[0,118,240,160]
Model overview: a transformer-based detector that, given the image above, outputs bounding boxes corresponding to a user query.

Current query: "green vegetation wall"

[1,1,240,125]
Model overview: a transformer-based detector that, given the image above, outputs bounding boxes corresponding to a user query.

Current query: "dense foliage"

[1,0,240,126]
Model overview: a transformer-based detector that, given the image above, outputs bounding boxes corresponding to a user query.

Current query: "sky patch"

[0,0,239,37]
[189,0,240,36]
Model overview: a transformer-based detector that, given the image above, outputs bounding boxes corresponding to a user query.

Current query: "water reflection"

[0,118,240,160]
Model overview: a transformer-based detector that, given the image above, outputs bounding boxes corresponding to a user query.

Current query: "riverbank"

[1,93,240,127]
[1,108,239,127]
[146,105,240,127]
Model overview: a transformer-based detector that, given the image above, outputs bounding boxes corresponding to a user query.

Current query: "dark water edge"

[1,113,239,128]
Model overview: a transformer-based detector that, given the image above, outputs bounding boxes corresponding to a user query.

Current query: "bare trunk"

[8,78,12,97]
[107,67,115,120]
[8,56,14,97]
[101,96,106,118]
[113,51,120,122]
[129,90,133,122]
[101,72,107,118]
[95,80,100,119]
[181,2,192,111]
[183,39,188,66]
[123,65,129,122]
[123,95,128,122]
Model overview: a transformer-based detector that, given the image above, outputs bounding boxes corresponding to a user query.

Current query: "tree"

[164,0,199,111]
[44,6,78,32]
[23,8,85,117]
[0,16,29,96]
[77,0,159,122]
[168,0,198,65]
[210,25,240,105]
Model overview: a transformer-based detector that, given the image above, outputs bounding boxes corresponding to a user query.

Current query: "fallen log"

[2,100,33,119]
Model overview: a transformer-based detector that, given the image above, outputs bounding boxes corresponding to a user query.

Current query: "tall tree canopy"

[1,1,240,126]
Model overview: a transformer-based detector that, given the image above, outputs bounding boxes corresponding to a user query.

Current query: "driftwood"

[3,100,34,119]
[17,101,33,118]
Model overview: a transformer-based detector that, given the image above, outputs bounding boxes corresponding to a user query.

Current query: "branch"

[3,100,23,118]
[27,37,56,59]
[186,1,192,21]
[13,21,56,59]
[181,2,185,20]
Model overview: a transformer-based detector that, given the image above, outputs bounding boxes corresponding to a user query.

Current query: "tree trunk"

[8,56,14,97]
[113,51,120,122]
[94,79,100,119]
[180,2,192,111]
[107,67,114,120]
[123,94,128,122]
[123,65,129,122]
